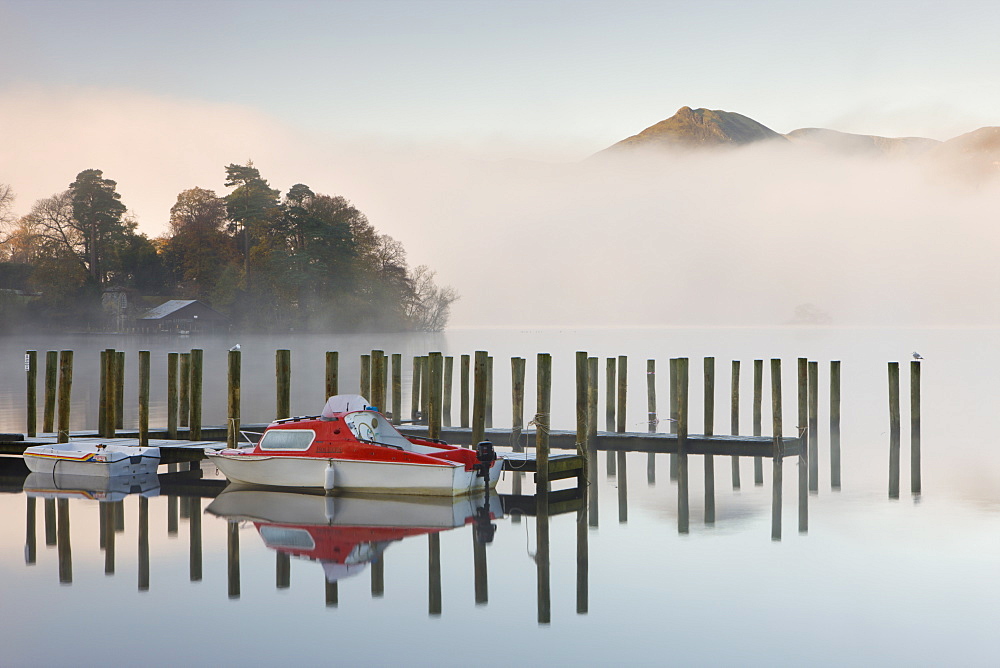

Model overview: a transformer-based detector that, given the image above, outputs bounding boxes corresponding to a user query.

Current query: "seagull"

[229,344,241,351]
[912,351,923,360]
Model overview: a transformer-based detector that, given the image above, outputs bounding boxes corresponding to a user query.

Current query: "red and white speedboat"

[205,395,504,496]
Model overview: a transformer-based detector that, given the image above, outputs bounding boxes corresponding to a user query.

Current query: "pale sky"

[2,0,999,326]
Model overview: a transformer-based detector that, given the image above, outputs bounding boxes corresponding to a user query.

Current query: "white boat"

[205,395,504,496]
[23,442,160,477]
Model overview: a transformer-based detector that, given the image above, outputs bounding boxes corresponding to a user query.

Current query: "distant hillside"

[601,106,787,153]
[784,128,940,158]
[599,107,1000,173]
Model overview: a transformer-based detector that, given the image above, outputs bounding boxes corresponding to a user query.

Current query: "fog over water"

[360,144,1000,328]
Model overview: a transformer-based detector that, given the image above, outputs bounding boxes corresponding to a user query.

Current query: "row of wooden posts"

[23,348,921,495]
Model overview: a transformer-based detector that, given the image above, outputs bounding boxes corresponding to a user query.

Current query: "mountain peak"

[602,106,787,153]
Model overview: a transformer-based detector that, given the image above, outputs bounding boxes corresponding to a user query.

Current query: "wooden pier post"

[676,358,689,534]
[428,352,443,441]
[703,357,715,523]
[460,354,470,428]
[576,351,589,451]
[606,358,616,475]
[360,353,371,400]
[411,356,422,422]
[138,350,150,447]
[831,361,841,490]
[731,360,741,488]
[167,352,178,439]
[753,359,763,485]
[888,362,901,499]
[227,349,241,449]
[616,356,627,433]
[536,353,552,491]
[104,348,116,438]
[391,353,402,424]
[99,350,108,437]
[588,356,599,528]
[911,360,921,495]
[420,356,431,425]
[115,351,124,430]
[471,351,488,447]
[56,350,73,443]
[606,358,616,432]
[443,356,453,427]
[486,355,494,429]
[25,350,37,437]
[43,350,57,434]
[771,358,783,541]
[511,357,526,452]
[370,350,386,411]
[669,358,678,480]
[808,361,819,492]
[331,343,348,408]
[797,358,808,533]
[189,349,203,441]
[276,349,291,420]
[646,359,656,484]
[179,352,190,428]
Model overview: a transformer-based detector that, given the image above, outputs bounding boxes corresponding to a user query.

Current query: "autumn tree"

[161,187,234,297]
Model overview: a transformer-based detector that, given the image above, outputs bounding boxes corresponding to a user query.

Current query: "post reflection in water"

[473,530,488,605]
[56,498,71,584]
[587,447,599,528]
[277,552,291,590]
[576,506,588,615]
[138,497,149,592]
[617,450,628,524]
[44,498,56,547]
[190,497,203,582]
[704,456,715,526]
[103,502,116,575]
[428,533,441,616]
[536,490,551,626]
[25,496,36,565]
[227,521,240,600]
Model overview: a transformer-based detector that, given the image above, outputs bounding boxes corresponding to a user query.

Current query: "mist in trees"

[0,163,458,332]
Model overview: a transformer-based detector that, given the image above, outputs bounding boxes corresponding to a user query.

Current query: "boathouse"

[136,300,229,334]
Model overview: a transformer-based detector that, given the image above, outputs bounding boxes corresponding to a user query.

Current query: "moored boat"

[205,395,504,496]
[23,442,160,477]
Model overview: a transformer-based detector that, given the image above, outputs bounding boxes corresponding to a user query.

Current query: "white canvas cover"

[321,394,370,417]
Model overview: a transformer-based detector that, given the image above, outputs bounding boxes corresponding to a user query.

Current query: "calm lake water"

[2,328,999,666]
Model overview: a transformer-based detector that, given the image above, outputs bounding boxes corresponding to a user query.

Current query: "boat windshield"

[343,412,414,450]
[259,429,315,451]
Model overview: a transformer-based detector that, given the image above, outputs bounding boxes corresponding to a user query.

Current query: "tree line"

[0,164,457,332]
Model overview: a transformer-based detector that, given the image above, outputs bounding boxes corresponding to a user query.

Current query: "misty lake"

[2,327,999,666]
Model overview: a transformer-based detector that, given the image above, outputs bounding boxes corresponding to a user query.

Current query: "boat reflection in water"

[23,471,160,501]
[206,485,503,584]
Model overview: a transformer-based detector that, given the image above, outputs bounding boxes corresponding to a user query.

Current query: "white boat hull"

[205,451,503,496]
[24,443,160,478]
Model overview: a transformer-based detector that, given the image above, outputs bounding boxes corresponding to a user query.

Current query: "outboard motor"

[474,440,497,480]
